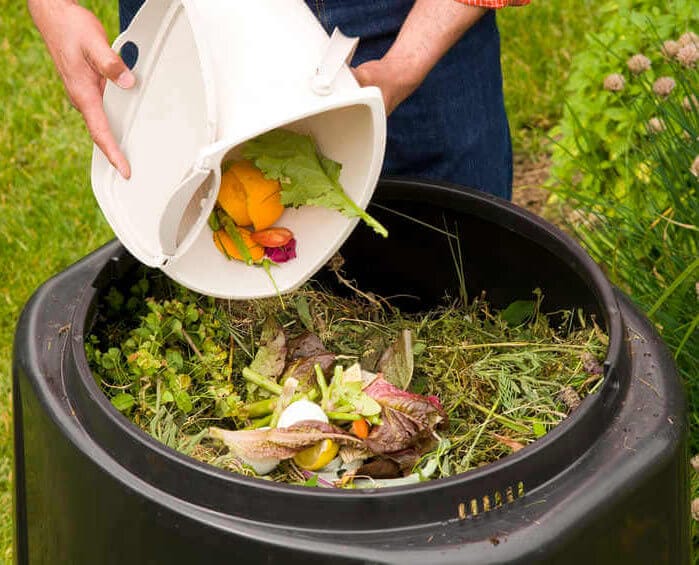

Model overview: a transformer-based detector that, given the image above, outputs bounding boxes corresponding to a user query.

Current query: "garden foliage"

[551,1,698,419]
[550,0,699,201]
[551,11,698,555]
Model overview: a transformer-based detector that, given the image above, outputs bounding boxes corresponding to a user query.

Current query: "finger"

[83,35,135,89]
[351,65,372,87]
[352,65,395,115]
[75,89,131,178]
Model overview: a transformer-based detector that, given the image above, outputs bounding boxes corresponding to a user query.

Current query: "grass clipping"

[87,268,607,486]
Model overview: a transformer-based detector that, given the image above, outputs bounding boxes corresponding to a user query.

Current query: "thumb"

[351,64,374,88]
[84,36,136,89]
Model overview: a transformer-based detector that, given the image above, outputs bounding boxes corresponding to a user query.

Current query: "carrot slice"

[250,227,294,248]
[351,418,370,439]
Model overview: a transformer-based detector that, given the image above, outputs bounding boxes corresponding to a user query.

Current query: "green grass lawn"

[0,1,599,561]
[1,1,117,560]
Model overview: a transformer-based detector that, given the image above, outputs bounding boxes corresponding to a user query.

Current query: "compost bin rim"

[64,180,628,525]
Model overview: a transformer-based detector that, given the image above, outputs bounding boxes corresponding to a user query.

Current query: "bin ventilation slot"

[458,481,525,519]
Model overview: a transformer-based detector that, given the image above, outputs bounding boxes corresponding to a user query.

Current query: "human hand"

[352,57,424,116]
[28,0,135,178]
[352,0,486,116]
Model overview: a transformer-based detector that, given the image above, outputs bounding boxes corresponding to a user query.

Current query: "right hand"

[28,0,135,178]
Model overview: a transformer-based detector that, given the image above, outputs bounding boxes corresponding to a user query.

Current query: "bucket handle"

[311,28,359,96]
[156,141,229,260]
[111,0,176,63]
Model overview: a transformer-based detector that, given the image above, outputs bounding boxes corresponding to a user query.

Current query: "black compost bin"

[13,179,689,564]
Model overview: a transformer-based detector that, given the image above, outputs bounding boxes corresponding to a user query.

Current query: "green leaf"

[302,474,319,487]
[532,421,547,438]
[377,330,414,390]
[105,287,124,311]
[100,347,121,370]
[174,390,193,414]
[111,393,135,412]
[248,318,287,379]
[295,296,314,332]
[221,216,253,265]
[166,349,184,371]
[500,300,535,326]
[242,129,388,237]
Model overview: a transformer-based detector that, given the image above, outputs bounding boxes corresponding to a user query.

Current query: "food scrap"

[87,274,607,489]
[210,128,387,270]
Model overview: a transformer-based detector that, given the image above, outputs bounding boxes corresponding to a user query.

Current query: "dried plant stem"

[181,328,203,361]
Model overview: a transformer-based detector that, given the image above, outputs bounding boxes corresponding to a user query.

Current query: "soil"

[511,152,551,215]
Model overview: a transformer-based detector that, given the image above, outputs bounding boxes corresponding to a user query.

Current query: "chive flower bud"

[678,32,699,48]
[627,53,651,74]
[691,155,699,178]
[603,73,625,92]
[677,44,699,68]
[661,40,680,58]
[652,77,676,98]
[682,95,698,112]
[647,117,666,134]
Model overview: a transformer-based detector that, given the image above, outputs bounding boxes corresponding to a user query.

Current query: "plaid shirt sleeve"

[455,0,530,7]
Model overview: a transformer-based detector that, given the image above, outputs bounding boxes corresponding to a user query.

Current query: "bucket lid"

[92,0,386,298]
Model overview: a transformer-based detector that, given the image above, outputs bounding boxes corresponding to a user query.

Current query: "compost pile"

[87,265,606,488]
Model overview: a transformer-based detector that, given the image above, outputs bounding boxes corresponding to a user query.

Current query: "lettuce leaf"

[242,129,387,237]
[248,318,287,379]
[363,377,446,454]
[209,420,360,461]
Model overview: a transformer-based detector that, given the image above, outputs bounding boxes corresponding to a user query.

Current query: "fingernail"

[116,70,136,89]
[117,162,131,179]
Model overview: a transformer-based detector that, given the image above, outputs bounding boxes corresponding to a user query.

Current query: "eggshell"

[277,400,328,428]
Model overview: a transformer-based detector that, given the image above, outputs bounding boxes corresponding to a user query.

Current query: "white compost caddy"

[91,0,386,299]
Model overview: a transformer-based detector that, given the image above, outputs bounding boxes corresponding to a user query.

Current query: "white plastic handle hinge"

[311,28,359,96]
[158,166,212,257]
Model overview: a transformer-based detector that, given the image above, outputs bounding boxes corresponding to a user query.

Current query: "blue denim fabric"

[119,0,143,39]
[118,0,512,199]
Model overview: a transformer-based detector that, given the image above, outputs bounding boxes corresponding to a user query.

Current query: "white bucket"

[91,0,386,299]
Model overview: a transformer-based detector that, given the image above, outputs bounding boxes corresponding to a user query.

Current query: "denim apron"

[119,0,512,199]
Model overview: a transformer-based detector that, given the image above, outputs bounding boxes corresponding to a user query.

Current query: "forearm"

[28,0,78,66]
[384,0,487,92]
[28,0,76,32]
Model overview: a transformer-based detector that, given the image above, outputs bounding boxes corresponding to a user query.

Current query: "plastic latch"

[311,28,359,96]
